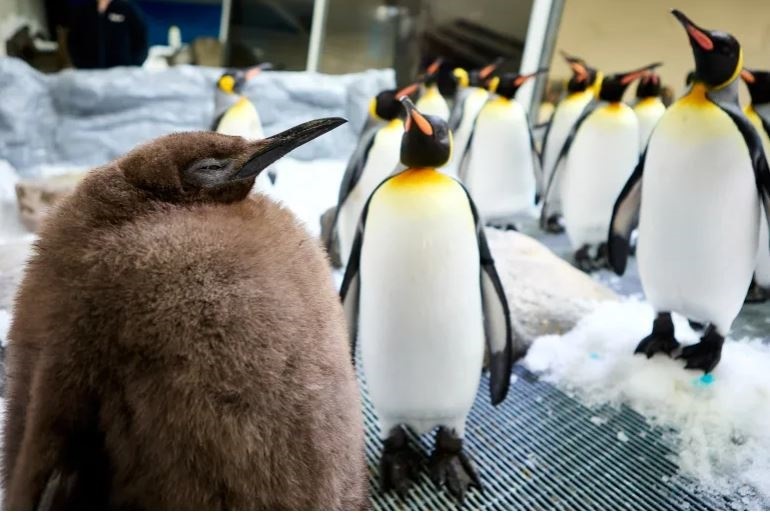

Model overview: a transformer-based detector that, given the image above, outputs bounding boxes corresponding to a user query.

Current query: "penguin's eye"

[182,158,235,189]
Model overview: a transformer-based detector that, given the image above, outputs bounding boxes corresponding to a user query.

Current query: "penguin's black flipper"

[540,100,597,225]
[210,111,226,132]
[539,116,554,167]
[527,125,544,202]
[326,127,379,250]
[459,185,517,405]
[713,101,770,252]
[607,150,647,275]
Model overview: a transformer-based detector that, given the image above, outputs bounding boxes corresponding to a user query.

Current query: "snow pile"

[526,299,770,504]
[272,157,345,238]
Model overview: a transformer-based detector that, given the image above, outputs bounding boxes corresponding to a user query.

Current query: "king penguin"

[340,97,518,500]
[633,71,666,153]
[608,10,770,373]
[416,58,451,121]
[443,58,504,177]
[213,65,274,194]
[3,119,372,509]
[544,62,660,271]
[539,52,602,233]
[740,68,770,302]
[328,83,419,267]
[460,70,546,228]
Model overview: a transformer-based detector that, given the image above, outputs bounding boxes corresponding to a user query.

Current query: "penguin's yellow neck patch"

[384,118,403,131]
[490,96,511,107]
[424,85,440,98]
[386,168,455,189]
[680,83,711,107]
[605,102,623,112]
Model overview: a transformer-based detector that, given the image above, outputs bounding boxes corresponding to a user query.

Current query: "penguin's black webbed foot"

[429,427,482,502]
[745,279,767,304]
[380,427,420,496]
[677,325,724,373]
[635,312,679,358]
[594,242,609,269]
[542,214,565,234]
[574,245,595,272]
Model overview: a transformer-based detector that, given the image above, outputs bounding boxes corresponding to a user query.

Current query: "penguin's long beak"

[426,58,443,76]
[741,69,756,84]
[396,82,420,98]
[245,62,273,81]
[400,97,433,136]
[234,118,347,180]
[479,57,505,80]
[619,62,663,85]
[513,68,549,86]
[672,9,714,51]
[561,50,588,80]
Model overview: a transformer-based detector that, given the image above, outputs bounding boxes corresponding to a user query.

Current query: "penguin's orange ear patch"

[742,69,756,83]
[687,24,714,51]
[411,111,433,136]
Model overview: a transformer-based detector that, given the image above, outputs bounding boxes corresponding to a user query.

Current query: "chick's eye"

[196,159,228,173]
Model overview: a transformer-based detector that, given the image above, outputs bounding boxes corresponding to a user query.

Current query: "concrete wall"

[550,0,770,101]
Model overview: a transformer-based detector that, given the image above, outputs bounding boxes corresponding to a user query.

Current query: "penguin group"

[5,6,770,509]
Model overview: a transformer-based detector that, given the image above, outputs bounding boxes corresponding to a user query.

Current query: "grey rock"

[486,228,618,351]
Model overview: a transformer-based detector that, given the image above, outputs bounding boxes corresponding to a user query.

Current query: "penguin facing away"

[328,83,420,268]
[608,10,770,373]
[539,51,602,233]
[444,58,504,177]
[740,68,770,302]
[633,71,667,153]
[544,62,660,271]
[213,65,274,194]
[460,70,547,227]
[340,98,518,500]
[3,120,371,509]
[416,58,451,121]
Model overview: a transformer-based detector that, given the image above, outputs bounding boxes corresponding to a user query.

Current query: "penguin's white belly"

[446,88,488,177]
[216,102,273,194]
[638,102,759,333]
[464,100,536,220]
[562,105,639,248]
[416,92,450,121]
[746,110,770,287]
[542,92,592,190]
[337,126,402,266]
[359,174,484,435]
[635,99,666,153]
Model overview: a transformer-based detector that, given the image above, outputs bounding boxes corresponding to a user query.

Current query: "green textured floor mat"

[362,366,739,510]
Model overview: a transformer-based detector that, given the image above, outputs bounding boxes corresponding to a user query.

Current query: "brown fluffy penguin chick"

[3,119,371,510]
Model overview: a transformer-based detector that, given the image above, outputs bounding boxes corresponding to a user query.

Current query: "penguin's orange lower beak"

[672,9,714,51]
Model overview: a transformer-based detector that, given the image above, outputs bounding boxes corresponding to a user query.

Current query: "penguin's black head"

[741,69,770,106]
[216,63,272,95]
[370,83,420,121]
[399,97,451,168]
[599,63,662,102]
[492,69,548,99]
[672,10,741,89]
[635,71,662,99]
[120,118,346,203]
[561,51,599,93]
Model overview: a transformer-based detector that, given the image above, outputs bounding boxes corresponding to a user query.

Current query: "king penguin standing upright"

[539,52,602,233]
[416,58,451,121]
[544,62,660,271]
[328,83,419,267]
[213,65,274,194]
[340,98,518,500]
[608,10,770,372]
[740,68,770,302]
[460,71,546,227]
[633,71,667,153]
[444,59,503,177]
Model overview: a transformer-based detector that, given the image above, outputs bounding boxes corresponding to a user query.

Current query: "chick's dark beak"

[672,9,714,51]
[235,117,347,180]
